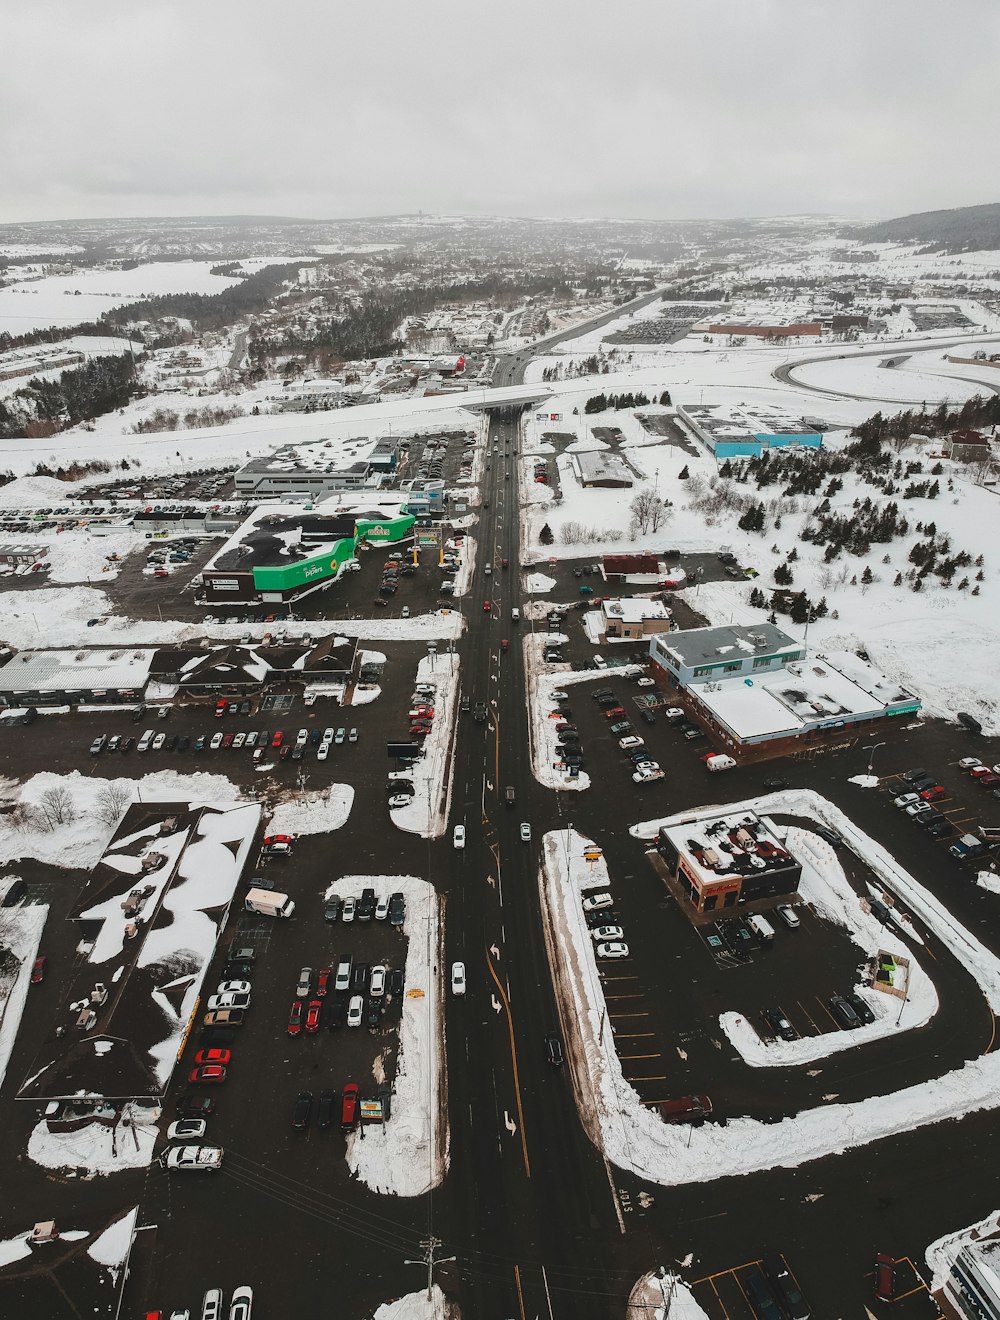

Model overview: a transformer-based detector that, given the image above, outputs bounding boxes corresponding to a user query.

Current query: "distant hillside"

[847,202,1000,254]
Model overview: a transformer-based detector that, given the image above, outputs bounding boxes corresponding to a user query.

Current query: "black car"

[926,818,953,838]
[592,688,615,700]
[292,1091,313,1130]
[639,709,657,725]
[387,781,414,797]
[165,735,178,752]
[325,897,341,923]
[326,1000,346,1029]
[224,960,253,979]
[177,1093,216,1118]
[901,767,928,784]
[317,1091,336,1130]
[744,1270,783,1320]
[760,1253,811,1320]
[389,893,405,926]
[389,968,405,994]
[762,778,788,791]
[357,888,376,921]
[474,703,487,723]
[544,1034,564,1067]
[763,1007,796,1042]
[366,1001,381,1029]
[811,824,842,848]
[909,774,937,792]
[239,700,252,715]
[131,705,146,724]
[177,735,190,752]
[845,992,875,1026]
[309,728,322,745]
[917,810,946,830]
[828,995,861,1030]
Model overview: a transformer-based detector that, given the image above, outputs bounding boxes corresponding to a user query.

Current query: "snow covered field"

[0,905,47,1094]
[325,875,448,1196]
[372,1286,457,1320]
[27,1103,159,1176]
[539,787,1000,1187]
[0,258,299,336]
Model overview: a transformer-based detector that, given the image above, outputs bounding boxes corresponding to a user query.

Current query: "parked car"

[451,962,466,995]
[763,1007,796,1042]
[347,995,364,1027]
[828,995,861,1029]
[544,1034,564,1067]
[596,941,629,959]
[582,892,613,912]
[590,925,625,941]
[845,991,876,1025]
[292,1092,312,1130]
[304,1000,323,1033]
[30,956,47,984]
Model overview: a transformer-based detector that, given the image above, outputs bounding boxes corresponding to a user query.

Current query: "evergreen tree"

[677,465,689,480]
[539,523,554,545]
[861,565,873,584]
[774,563,793,586]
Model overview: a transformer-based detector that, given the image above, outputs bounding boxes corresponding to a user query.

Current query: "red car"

[340,1082,360,1130]
[410,726,431,739]
[874,1253,896,1303]
[979,773,1000,788]
[271,731,284,747]
[969,766,992,778]
[604,707,626,720]
[194,1048,231,1066]
[188,1064,227,1085]
[287,1000,303,1037]
[304,1000,323,1034]
[483,600,492,612]
[214,700,227,718]
[30,956,47,984]
[501,639,509,652]
[263,834,294,846]
[316,969,330,997]
[409,707,434,719]
[919,784,945,801]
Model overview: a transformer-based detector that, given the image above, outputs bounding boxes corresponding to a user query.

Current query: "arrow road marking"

[486,875,496,888]
[504,1110,517,1135]
[491,994,502,1015]
[490,943,501,960]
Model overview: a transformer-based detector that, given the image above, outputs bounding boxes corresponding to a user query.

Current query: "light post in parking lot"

[863,742,886,777]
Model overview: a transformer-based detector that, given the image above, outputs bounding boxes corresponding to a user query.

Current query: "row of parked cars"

[288,958,402,1034]
[145,1283,253,1320]
[592,686,665,782]
[88,726,357,758]
[580,884,629,959]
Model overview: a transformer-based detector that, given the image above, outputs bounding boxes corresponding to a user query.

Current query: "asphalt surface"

[7,312,1000,1319]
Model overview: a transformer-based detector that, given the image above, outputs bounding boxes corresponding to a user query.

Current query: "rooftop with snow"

[17,798,260,1103]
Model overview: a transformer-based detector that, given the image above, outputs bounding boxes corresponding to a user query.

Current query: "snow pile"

[28,1105,158,1176]
[266,785,354,837]
[0,905,47,1093]
[450,533,476,598]
[372,1285,457,1320]
[390,654,459,839]
[926,1209,1000,1293]
[525,572,556,594]
[627,1271,711,1320]
[540,788,1000,1187]
[325,876,448,1196]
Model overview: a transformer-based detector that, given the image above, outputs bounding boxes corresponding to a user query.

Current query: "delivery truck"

[244,887,295,918]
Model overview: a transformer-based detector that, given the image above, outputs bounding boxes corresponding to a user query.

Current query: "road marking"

[613,1031,656,1039]
[541,1264,555,1320]
[491,994,502,1015]
[626,1075,669,1083]
[485,952,530,1177]
[490,943,501,960]
[514,1265,527,1320]
[618,1053,662,1060]
[504,1110,517,1135]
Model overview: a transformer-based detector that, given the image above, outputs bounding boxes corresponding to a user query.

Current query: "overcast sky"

[3,0,998,225]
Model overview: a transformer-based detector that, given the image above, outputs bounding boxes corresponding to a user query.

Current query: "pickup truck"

[950,833,988,861]
[163,1144,223,1172]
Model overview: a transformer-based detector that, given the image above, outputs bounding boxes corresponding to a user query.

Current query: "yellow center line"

[613,1031,657,1039]
[485,951,531,1178]
[618,1053,663,1061]
[626,1075,669,1082]
[514,1265,526,1320]
[608,1011,650,1019]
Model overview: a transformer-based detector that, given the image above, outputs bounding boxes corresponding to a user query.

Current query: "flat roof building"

[234,435,398,500]
[600,596,672,641]
[655,809,802,913]
[0,647,154,707]
[678,402,824,460]
[574,450,635,488]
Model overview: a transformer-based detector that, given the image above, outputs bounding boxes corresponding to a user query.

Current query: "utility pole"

[404,1237,455,1301]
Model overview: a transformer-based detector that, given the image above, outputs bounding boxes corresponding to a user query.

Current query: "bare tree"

[628,489,672,538]
[94,783,133,828]
[34,786,76,832]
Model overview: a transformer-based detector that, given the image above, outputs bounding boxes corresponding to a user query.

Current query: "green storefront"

[251,514,415,600]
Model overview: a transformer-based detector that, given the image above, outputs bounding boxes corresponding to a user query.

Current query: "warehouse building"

[233,435,399,500]
[0,648,154,707]
[678,402,824,460]
[0,543,48,567]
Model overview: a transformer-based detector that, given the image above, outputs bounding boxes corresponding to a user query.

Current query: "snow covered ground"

[390,654,459,839]
[539,787,1000,1187]
[27,1103,159,1176]
[265,784,354,837]
[0,258,300,336]
[627,1271,711,1320]
[324,875,448,1196]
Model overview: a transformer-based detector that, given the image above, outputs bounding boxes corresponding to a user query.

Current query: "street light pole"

[863,741,886,777]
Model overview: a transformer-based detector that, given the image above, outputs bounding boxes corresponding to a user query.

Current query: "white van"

[136,730,154,752]
[747,914,775,942]
[511,607,520,622]
[705,754,737,772]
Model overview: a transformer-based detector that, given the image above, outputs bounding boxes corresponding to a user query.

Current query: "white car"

[582,891,613,912]
[152,732,166,750]
[245,731,258,748]
[619,736,644,750]
[375,895,390,921]
[163,1145,223,1173]
[636,677,655,688]
[959,757,982,769]
[295,729,308,747]
[232,732,245,749]
[217,980,251,996]
[550,690,569,701]
[401,606,410,618]
[453,824,466,849]
[207,992,251,1011]
[295,968,313,998]
[664,707,685,721]
[229,1285,254,1320]
[519,822,531,842]
[210,732,224,750]
[369,964,387,997]
[342,896,356,922]
[388,794,411,809]
[317,743,329,761]
[347,994,364,1027]
[451,961,466,995]
[590,925,625,942]
[322,728,335,743]
[893,792,920,808]
[596,941,629,959]
[167,1119,206,1141]
[633,767,665,783]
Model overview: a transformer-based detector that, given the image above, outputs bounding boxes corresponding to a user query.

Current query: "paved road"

[773,333,1000,404]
